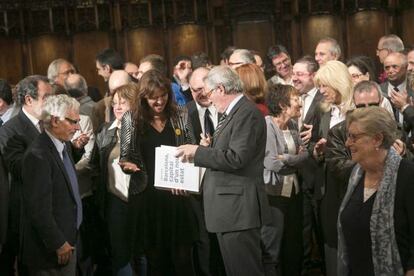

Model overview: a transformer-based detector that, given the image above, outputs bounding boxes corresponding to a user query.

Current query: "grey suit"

[194,96,270,276]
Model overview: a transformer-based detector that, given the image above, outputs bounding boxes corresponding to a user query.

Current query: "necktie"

[393,87,401,123]
[0,118,3,127]
[38,120,44,132]
[213,113,227,139]
[204,108,215,136]
[62,145,83,228]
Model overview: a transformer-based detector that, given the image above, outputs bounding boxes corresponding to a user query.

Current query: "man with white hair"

[47,59,76,86]
[228,49,256,69]
[20,94,85,275]
[176,65,270,275]
[314,37,341,66]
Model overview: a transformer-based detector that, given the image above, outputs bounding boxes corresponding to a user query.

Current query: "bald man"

[64,74,95,118]
[381,52,413,124]
[91,70,131,131]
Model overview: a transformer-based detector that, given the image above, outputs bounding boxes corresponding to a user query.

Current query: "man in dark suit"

[21,94,83,275]
[381,52,413,124]
[0,75,52,276]
[177,65,270,276]
[292,56,324,273]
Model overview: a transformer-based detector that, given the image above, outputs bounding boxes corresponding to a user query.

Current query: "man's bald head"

[384,52,408,85]
[108,70,131,95]
[189,67,211,107]
[64,73,88,98]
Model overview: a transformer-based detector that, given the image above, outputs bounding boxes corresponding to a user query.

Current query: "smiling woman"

[338,106,414,276]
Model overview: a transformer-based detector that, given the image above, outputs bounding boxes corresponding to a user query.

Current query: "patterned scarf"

[337,148,404,276]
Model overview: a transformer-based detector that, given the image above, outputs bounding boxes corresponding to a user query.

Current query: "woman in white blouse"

[263,83,309,276]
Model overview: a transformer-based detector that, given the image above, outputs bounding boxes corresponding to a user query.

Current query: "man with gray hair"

[315,37,341,66]
[176,65,270,275]
[21,94,83,275]
[376,34,405,83]
[0,75,52,275]
[64,74,95,118]
[47,58,76,86]
[228,49,256,69]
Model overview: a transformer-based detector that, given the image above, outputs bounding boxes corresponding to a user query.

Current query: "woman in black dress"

[119,70,198,276]
[338,107,414,276]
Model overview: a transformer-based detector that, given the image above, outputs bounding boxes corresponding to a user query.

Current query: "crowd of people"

[0,33,413,276]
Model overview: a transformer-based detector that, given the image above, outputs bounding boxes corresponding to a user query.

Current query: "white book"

[154,145,203,193]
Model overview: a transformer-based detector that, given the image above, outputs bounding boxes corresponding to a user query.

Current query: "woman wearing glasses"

[338,107,414,276]
[90,83,137,276]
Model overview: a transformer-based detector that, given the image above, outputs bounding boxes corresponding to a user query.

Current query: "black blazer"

[187,101,203,145]
[21,132,79,269]
[0,153,8,245]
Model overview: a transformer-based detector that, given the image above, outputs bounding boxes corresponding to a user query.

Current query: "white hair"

[47,59,72,84]
[42,94,80,129]
[204,65,244,95]
[231,49,256,64]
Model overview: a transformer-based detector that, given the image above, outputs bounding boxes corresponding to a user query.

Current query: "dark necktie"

[62,145,83,228]
[393,86,401,122]
[0,118,3,127]
[204,108,215,136]
[213,113,227,139]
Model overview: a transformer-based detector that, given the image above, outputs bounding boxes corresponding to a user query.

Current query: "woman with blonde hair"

[310,60,354,276]
[236,63,269,115]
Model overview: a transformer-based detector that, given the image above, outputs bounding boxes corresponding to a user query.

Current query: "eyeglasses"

[65,117,80,125]
[376,48,388,54]
[59,69,75,76]
[346,132,368,143]
[228,61,244,67]
[351,73,364,79]
[292,72,310,77]
[190,87,204,94]
[206,87,216,97]
[274,58,291,68]
[355,102,379,108]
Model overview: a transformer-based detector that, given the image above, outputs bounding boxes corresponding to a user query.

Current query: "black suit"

[194,96,270,276]
[187,101,203,145]
[21,132,79,270]
[0,110,39,275]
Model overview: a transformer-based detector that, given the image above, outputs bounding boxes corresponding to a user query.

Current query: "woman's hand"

[118,161,141,174]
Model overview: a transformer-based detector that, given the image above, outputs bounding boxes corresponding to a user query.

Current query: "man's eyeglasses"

[65,117,80,125]
[355,103,379,109]
[59,69,76,76]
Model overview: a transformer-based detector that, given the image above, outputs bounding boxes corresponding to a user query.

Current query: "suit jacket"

[21,132,79,269]
[187,101,203,145]
[0,110,40,249]
[194,96,270,233]
[0,153,8,245]
[299,90,324,192]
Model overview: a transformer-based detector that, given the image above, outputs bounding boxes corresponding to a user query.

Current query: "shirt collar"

[22,106,40,128]
[45,129,65,159]
[225,94,244,115]
[108,119,120,130]
[1,104,15,123]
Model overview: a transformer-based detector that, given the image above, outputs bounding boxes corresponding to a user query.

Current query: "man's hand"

[175,61,192,85]
[200,133,211,147]
[171,188,189,196]
[313,138,327,159]
[175,144,199,163]
[71,133,90,149]
[56,242,74,265]
[118,161,141,174]
[390,89,410,111]
[300,124,313,145]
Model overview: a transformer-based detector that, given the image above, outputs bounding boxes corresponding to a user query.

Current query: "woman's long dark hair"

[132,69,177,132]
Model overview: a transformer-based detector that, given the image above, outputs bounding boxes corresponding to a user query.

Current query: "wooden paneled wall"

[0,4,414,93]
